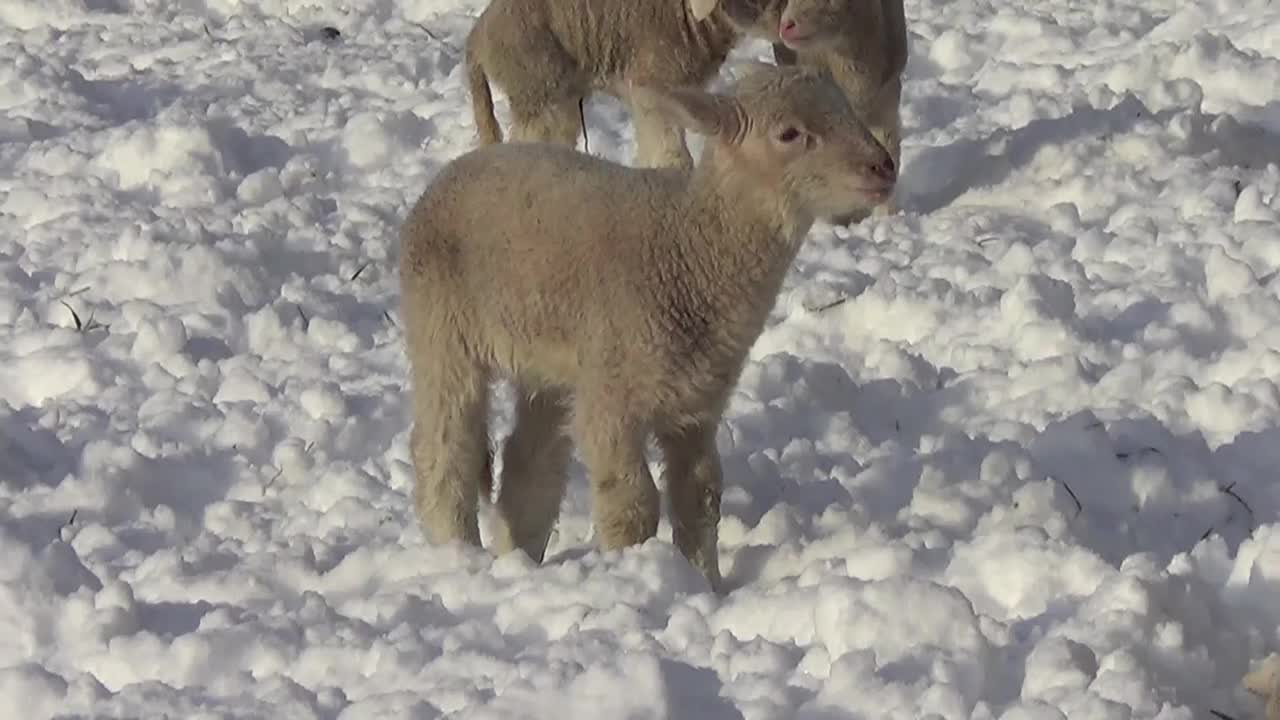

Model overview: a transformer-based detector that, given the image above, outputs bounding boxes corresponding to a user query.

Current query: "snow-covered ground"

[2,0,1279,717]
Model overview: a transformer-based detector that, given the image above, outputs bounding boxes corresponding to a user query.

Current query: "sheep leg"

[512,99,586,149]
[492,28,587,149]
[492,388,573,562]
[572,403,660,551]
[657,423,724,591]
[624,88,694,170]
[407,346,490,549]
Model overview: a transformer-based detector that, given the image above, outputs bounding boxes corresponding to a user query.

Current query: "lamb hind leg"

[492,388,573,563]
[407,341,490,548]
[657,423,724,591]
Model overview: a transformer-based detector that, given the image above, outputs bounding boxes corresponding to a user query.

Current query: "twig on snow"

[412,21,459,52]
[805,295,849,314]
[1115,446,1162,461]
[1221,482,1255,529]
[1053,475,1083,519]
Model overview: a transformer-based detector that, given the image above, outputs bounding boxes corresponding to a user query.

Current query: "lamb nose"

[781,19,797,34]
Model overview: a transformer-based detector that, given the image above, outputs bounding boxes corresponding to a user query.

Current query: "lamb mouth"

[858,184,894,203]
[779,27,817,49]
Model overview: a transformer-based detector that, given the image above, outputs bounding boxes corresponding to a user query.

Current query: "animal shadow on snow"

[493,355,967,579]
[712,350,1271,588]
[68,73,186,125]
[1028,411,1265,566]
[0,403,239,555]
[660,658,746,720]
[906,93,1280,213]
[1080,297,1236,360]
[716,354,976,587]
[205,118,294,179]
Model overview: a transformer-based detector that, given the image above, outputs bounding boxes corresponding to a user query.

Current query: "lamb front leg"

[657,422,724,592]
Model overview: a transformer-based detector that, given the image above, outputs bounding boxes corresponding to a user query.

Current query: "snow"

[1,0,1278,717]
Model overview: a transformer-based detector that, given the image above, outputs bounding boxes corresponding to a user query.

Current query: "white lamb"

[398,65,896,590]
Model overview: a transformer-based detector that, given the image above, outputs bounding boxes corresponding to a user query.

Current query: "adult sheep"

[464,0,791,168]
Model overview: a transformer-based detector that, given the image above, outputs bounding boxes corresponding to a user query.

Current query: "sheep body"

[400,66,896,590]
[773,0,908,220]
[465,0,786,168]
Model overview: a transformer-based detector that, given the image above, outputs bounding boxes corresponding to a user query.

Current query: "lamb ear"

[689,0,719,22]
[637,85,742,140]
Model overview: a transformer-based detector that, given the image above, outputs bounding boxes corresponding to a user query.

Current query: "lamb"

[1244,654,1280,720]
[765,0,909,220]
[398,65,896,591]
[463,0,790,169]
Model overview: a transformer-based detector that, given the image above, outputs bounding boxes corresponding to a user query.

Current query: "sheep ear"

[642,86,742,140]
[689,0,719,21]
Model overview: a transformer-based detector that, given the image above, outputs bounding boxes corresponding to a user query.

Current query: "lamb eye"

[777,127,801,143]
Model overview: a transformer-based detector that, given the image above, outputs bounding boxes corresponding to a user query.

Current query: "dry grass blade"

[1054,476,1084,518]
[413,21,458,52]
[60,300,83,331]
[805,295,849,314]
[57,509,78,541]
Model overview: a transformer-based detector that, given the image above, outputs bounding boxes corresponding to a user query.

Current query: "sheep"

[398,65,896,591]
[768,0,908,221]
[463,0,791,170]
